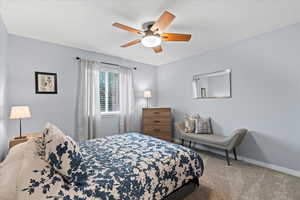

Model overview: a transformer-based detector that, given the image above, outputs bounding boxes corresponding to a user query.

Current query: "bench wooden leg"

[225,150,230,166]
[189,141,192,148]
[181,139,184,145]
[233,148,238,160]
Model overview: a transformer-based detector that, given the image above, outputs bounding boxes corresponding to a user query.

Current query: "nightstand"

[9,133,42,149]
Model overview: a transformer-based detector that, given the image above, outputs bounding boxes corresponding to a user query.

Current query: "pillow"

[17,138,57,200]
[195,116,213,134]
[184,114,199,133]
[0,142,27,200]
[43,123,87,183]
[0,138,42,200]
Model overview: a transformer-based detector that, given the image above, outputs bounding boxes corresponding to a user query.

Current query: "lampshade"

[10,106,31,119]
[144,91,152,98]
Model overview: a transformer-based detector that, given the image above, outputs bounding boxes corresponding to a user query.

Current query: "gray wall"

[157,23,300,172]
[7,35,157,141]
[0,14,8,160]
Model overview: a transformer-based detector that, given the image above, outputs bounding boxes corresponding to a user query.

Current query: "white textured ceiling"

[1,0,300,66]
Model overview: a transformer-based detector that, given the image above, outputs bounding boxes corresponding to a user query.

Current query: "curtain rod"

[75,57,137,70]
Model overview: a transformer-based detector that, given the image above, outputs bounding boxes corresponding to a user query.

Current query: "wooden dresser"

[142,108,172,142]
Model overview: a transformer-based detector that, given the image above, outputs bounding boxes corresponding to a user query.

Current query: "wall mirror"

[192,69,232,99]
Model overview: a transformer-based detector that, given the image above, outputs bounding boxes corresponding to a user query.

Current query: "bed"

[0,129,204,200]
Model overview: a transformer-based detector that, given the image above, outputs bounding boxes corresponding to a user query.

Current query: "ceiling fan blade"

[161,33,192,41]
[150,11,176,33]
[152,45,163,53]
[120,39,141,48]
[113,23,142,35]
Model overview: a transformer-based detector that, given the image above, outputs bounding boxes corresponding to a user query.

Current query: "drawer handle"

[154,129,160,132]
[154,120,161,123]
[153,112,160,114]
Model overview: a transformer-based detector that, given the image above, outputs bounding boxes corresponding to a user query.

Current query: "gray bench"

[175,122,248,165]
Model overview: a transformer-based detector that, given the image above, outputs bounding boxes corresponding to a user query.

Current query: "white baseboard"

[239,156,300,178]
[173,139,300,178]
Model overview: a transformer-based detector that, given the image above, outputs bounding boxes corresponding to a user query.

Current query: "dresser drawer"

[143,108,171,118]
[143,118,171,126]
[143,126,171,134]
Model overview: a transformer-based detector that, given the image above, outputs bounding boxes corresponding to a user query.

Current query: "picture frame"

[35,72,57,94]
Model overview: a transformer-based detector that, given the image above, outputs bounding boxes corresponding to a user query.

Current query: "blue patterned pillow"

[43,123,87,184]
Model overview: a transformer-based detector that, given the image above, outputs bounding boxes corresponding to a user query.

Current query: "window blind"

[100,72,106,112]
[99,71,120,112]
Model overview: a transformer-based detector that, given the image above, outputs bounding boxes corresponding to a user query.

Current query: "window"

[99,71,120,113]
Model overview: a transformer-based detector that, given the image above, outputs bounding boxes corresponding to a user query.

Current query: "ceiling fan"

[112,11,192,53]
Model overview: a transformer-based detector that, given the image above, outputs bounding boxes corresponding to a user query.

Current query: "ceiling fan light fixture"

[141,35,161,48]
[113,11,191,53]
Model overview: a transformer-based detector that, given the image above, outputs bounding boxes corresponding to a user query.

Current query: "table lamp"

[144,90,152,108]
[10,106,31,139]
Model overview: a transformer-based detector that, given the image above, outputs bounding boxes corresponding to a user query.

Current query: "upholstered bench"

[175,122,248,165]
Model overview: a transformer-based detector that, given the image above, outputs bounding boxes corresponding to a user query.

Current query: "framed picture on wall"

[35,72,57,94]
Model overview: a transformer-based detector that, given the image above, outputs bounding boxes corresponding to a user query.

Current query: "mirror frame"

[192,69,232,99]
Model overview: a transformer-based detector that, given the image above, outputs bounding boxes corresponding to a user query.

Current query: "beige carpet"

[183,151,300,200]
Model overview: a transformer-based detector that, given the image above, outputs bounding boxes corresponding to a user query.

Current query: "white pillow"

[0,139,36,200]
[16,139,56,200]
[184,114,199,133]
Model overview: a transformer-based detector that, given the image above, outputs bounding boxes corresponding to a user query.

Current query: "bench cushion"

[182,132,230,149]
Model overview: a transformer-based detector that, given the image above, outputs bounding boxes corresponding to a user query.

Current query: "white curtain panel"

[119,68,136,133]
[76,59,101,141]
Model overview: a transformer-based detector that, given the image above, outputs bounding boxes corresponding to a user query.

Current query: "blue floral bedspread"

[20,133,204,200]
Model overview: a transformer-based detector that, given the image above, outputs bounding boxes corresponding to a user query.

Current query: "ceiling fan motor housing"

[144,30,160,37]
[142,21,156,31]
